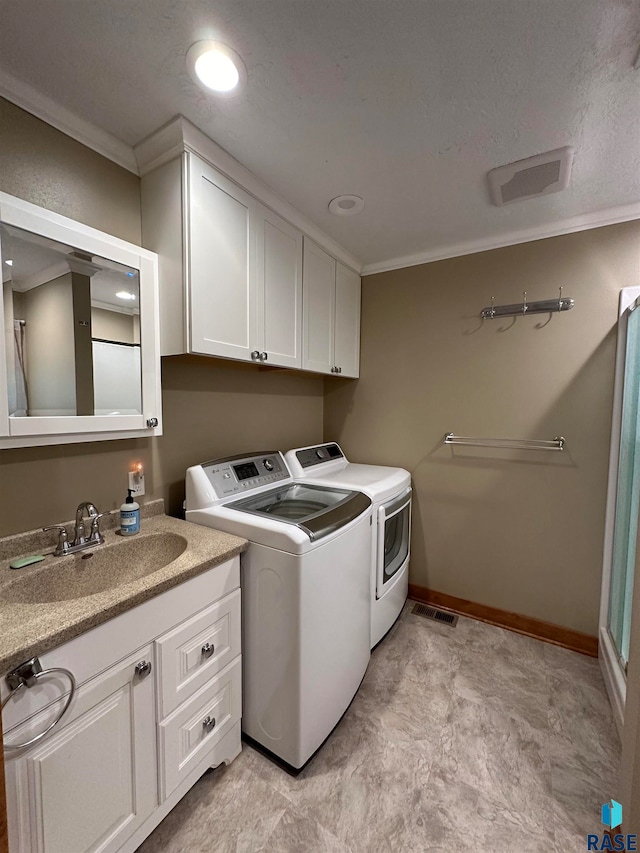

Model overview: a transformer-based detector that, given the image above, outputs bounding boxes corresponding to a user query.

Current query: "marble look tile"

[453,620,551,731]
[434,696,555,837]
[548,671,620,784]
[549,758,614,842]
[248,708,433,852]
[543,641,603,683]
[137,758,289,853]
[553,819,596,853]
[351,617,461,759]
[410,774,556,852]
[260,806,352,852]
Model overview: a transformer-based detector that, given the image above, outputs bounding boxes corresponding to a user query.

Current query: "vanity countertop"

[0,509,247,673]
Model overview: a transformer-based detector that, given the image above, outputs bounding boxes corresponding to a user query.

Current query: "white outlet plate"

[128,471,145,496]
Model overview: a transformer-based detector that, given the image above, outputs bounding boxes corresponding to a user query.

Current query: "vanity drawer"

[155,587,241,717]
[158,656,241,800]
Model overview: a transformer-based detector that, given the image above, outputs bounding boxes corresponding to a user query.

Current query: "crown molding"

[135,116,364,274]
[4,68,638,278]
[0,66,138,174]
[361,201,640,276]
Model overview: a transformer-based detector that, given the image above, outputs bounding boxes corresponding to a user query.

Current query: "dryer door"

[377,489,412,598]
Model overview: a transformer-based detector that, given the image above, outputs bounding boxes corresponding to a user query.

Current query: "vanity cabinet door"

[188,154,257,361]
[5,646,156,853]
[254,203,303,368]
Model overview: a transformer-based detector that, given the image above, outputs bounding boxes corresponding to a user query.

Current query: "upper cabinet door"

[255,204,303,369]
[334,262,361,378]
[188,154,256,360]
[302,239,336,375]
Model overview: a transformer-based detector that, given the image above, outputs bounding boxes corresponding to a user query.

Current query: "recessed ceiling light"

[116,291,136,301]
[187,40,246,94]
[328,195,365,216]
[4,259,13,266]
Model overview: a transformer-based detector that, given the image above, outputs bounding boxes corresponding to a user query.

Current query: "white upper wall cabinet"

[302,238,361,378]
[255,202,303,369]
[334,262,361,378]
[138,119,358,376]
[143,152,303,369]
[0,192,162,449]
[189,156,256,361]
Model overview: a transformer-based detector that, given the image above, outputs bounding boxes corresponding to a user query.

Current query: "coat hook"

[490,296,495,319]
[558,286,564,311]
[522,291,528,314]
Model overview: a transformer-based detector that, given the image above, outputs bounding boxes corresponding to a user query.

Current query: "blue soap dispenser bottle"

[120,489,140,535]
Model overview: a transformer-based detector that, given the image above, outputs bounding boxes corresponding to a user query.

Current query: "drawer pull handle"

[2,658,76,752]
[201,642,215,659]
[202,715,216,733]
[134,660,152,679]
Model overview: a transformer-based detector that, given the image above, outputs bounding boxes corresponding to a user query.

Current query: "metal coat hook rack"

[481,287,575,320]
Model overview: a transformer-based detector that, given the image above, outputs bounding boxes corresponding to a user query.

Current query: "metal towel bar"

[444,433,565,452]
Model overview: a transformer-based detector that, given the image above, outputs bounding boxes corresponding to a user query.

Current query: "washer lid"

[228,483,371,541]
[294,463,410,503]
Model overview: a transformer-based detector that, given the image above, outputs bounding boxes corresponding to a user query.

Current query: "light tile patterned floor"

[138,602,620,852]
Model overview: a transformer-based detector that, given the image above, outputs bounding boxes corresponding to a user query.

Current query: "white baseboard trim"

[599,626,625,740]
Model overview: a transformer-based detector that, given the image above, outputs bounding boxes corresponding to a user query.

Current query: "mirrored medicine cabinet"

[0,192,162,448]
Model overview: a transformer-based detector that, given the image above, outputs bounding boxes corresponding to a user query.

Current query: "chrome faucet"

[44,502,109,556]
[74,502,99,547]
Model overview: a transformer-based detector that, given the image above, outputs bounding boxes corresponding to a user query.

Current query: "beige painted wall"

[325,223,640,636]
[155,356,324,518]
[22,274,75,415]
[0,99,141,244]
[91,307,136,344]
[0,98,324,537]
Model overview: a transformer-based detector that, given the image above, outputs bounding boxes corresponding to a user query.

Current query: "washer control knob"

[263,459,274,471]
[316,450,324,459]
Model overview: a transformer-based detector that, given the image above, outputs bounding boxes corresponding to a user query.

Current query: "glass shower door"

[609,302,640,668]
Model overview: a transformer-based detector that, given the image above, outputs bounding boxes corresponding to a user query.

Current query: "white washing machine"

[185,451,372,770]
[285,443,411,648]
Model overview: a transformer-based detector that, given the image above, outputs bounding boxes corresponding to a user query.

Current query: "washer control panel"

[296,443,344,469]
[203,452,289,498]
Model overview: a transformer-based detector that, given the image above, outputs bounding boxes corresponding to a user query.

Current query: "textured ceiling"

[0,0,639,268]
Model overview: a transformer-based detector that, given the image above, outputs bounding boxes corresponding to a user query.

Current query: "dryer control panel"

[202,452,290,498]
[295,443,344,469]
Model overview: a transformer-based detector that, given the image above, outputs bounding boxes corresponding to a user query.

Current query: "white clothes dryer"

[285,443,411,648]
[185,451,372,770]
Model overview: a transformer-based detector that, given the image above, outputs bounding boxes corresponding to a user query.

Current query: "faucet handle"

[43,525,69,556]
[89,512,110,542]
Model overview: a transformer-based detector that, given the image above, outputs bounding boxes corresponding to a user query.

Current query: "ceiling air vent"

[488,147,574,206]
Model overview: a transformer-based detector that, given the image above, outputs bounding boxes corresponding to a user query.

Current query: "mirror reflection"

[1,224,141,417]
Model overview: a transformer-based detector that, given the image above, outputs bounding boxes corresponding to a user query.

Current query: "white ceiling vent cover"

[488,147,574,206]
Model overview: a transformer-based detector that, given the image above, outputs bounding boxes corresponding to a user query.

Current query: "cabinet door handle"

[134,660,152,679]
[201,642,215,659]
[337,366,342,374]
[261,352,268,362]
[330,366,336,373]
[146,417,159,428]
[250,350,261,361]
[202,715,216,733]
